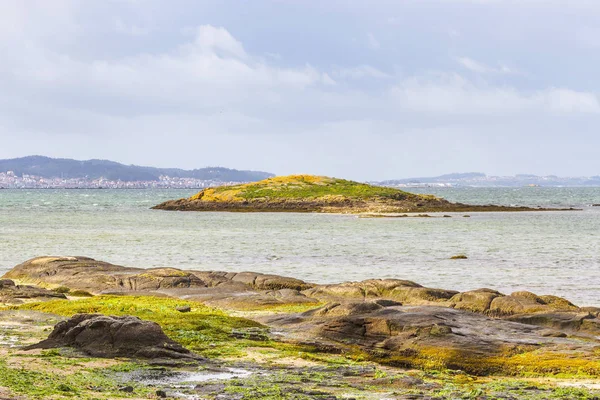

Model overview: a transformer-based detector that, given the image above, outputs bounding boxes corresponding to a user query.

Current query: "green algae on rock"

[151,174,553,214]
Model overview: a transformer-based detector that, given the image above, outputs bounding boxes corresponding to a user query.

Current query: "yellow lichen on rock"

[190,188,244,202]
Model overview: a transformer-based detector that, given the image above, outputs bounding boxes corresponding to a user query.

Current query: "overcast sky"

[1,0,599,180]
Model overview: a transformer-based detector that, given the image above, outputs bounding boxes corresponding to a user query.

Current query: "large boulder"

[26,314,199,360]
[449,288,504,313]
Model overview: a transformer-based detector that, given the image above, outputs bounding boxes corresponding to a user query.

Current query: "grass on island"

[189,175,435,202]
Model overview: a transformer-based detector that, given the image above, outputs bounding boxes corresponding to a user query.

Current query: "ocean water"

[0,187,599,306]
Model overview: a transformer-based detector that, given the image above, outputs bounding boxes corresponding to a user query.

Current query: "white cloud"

[367,32,381,49]
[457,57,517,74]
[544,89,600,114]
[191,25,247,59]
[391,74,600,115]
[3,22,598,132]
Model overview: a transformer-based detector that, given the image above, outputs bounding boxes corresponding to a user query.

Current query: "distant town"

[0,156,274,189]
[373,172,600,188]
[0,171,242,189]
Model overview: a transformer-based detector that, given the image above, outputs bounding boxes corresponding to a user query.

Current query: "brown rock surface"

[3,256,596,331]
[302,279,457,305]
[3,256,318,309]
[0,278,66,304]
[449,288,503,313]
[488,291,577,316]
[261,301,600,374]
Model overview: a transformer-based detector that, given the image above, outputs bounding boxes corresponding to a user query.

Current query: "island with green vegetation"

[153,174,552,213]
[1,256,599,399]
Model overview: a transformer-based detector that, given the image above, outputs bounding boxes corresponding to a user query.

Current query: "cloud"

[3,22,598,134]
[391,74,600,115]
[367,32,381,49]
[4,24,336,118]
[191,25,248,59]
[456,57,516,74]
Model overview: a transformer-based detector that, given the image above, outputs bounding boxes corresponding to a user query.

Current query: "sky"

[1,0,599,181]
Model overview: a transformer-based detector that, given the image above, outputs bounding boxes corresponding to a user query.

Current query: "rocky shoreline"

[1,256,600,399]
[152,196,560,214]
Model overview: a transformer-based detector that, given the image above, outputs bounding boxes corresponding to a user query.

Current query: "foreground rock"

[26,313,199,360]
[5,256,600,375]
[262,301,600,375]
[152,174,553,214]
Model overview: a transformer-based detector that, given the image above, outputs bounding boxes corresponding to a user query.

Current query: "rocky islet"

[152,175,563,214]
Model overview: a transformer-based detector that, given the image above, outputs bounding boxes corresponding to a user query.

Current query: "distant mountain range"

[0,156,274,182]
[377,172,600,187]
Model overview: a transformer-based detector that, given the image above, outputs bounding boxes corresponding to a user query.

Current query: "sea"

[0,187,599,306]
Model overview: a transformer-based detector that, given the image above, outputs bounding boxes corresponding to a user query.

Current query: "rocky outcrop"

[3,256,205,293]
[3,256,597,331]
[505,312,600,335]
[3,257,318,309]
[303,279,458,305]
[190,270,313,291]
[262,301,600,375]
[3,257,589,316]
[0,278,66,304]
[26,314,199,360]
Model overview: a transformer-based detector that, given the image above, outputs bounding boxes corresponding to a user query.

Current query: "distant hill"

[0,156,273,182]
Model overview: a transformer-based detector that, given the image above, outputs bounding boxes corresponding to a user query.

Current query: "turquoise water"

[0,188,599,306]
